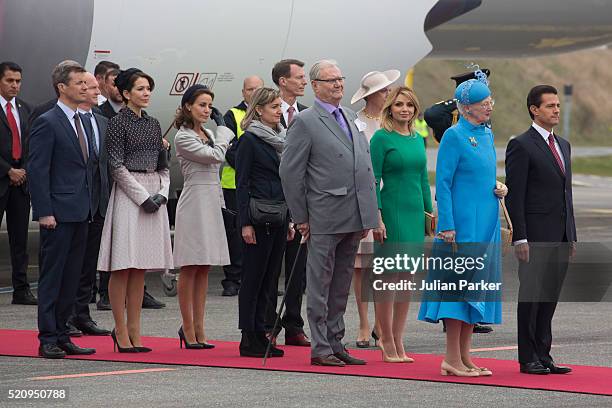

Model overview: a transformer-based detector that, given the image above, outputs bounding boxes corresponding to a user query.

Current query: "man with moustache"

[67,72,112,336]
[505,85,576,375]
[280,60,378,366]
[0,61,35,305]
[266,59,310,347]
[29,62,96,358]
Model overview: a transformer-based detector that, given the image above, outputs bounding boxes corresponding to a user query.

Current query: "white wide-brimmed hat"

[351,69,401,104]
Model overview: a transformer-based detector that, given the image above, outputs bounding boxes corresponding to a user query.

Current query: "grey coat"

[280,102,378,234]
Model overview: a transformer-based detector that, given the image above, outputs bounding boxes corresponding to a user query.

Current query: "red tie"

[547,133,565,174]
[5,102,21,160]
[287,106,295,125]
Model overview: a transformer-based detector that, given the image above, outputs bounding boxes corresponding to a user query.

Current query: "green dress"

[370,129,432,246]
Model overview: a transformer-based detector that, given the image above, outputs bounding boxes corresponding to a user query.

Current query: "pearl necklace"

[362,111,381,120]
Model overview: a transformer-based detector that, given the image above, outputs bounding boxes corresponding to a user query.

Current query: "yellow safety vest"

[220,107,247,189]
[414,118,429,139]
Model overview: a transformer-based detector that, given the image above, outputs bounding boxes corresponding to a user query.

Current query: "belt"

[128,169,156,173]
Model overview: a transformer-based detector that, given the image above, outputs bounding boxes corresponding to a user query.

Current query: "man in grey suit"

[280,60,378,366]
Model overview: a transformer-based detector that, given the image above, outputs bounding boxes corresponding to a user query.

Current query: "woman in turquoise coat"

[418,73,507,377]
[371,87,432,363]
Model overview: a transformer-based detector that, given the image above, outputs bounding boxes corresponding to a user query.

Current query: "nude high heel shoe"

[440,360,480,377]
[379,341,402,363]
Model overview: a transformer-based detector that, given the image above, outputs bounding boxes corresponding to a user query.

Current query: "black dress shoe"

[311,355,345,366]
[12,288,38,305]
[75,320,111,336]
[520,361,550,375]
[473,324,493,334]
[96,293,112,310]
[541,360,572,374]
[89,292,97,304]
[38,344,66,359]
[334,350,366,365]
[142,290,165,309]
[66,322,83,337]
[58,342,96,355]
[222,286,239,296]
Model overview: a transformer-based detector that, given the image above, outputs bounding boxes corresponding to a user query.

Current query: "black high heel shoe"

[111,329,138,353]
[197,340,216,349]
[128,335,152,353]
[179,327,205,349]
[371,330,380,347]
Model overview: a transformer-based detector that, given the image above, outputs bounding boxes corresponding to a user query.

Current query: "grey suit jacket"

[280,102,378,234]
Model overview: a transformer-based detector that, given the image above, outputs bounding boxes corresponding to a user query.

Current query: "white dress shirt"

[78,108,100,151]
[56,100,89,151]
[281,99,301,126]
[0,95,21,137]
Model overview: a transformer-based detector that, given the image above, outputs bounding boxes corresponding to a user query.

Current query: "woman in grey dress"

[173,85,232,349]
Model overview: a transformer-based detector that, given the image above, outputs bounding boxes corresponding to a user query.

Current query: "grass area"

[571,155,612,177]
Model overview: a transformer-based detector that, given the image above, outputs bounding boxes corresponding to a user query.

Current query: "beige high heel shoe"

[400,354,415,363]
[440,360,480,377]
[379,341,403,363]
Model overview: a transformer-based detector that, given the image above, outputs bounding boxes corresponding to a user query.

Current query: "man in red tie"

[0,61,36,305]
[505,85,576,375]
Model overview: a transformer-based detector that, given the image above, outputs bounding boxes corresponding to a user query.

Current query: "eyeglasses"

[313,77,345,84]
[479,99,495,109]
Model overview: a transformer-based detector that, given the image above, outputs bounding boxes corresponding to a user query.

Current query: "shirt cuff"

[513,239,528,245]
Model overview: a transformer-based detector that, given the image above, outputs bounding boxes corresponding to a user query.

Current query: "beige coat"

[172,125,232,267]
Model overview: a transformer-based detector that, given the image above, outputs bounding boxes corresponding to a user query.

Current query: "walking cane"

[263,234,307,366]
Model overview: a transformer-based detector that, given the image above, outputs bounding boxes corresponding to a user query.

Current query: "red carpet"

[1,329,610,396]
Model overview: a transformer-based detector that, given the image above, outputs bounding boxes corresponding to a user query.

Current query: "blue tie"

[332,108,352,141]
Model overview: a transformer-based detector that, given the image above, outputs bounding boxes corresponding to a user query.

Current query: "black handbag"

[225,135,239,168]
[249,198,287,228]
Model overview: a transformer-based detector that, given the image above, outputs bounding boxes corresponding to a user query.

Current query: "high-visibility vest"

[220,107,247,189]
[414,118,429,139]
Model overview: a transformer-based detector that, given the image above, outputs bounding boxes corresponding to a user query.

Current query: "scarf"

[248,120,286,157]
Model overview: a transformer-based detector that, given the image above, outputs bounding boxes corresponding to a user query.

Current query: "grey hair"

[456,101,468,117]
[52,60,84,97]
[309,59,339,81]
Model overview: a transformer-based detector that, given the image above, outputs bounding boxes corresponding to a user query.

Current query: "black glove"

[141,197,160,213]
[151,194,167,207]
[210,107,226,127]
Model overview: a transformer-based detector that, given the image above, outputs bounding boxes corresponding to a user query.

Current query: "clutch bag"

[425,211,437,238]
[499,198,513,256]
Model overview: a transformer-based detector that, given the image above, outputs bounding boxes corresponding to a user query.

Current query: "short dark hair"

[94,61,120,78]
[271,59,304,86]
[527,85,558,119]
[0,61,22,80]
[104,68,120,81]
[52,63,86,97]
[120,71,155,103]
[174,87,215,130]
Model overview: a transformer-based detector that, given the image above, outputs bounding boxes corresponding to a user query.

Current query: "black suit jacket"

[29,98,57,127]
[505,126,576,243]
[280,102,309,129]
[0,97,31,196]
[98,100,118,119]
[235,131,284,227]
[28,104,91,222]
[80,111,111,217]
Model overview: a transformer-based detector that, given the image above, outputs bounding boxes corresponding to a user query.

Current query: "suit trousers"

[238,224,286,332]
[71,212,104,324]
[222,188,242,289]
[0,185,30,291]
[307,231,361,358]
[37,221,88,345]
[265,231,307,336]
[517,243,570,364]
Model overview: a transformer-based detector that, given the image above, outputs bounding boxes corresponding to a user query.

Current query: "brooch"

[469,136,478,147]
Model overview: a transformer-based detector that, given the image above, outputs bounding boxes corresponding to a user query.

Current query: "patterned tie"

[287,106,295,125]
[73,113,89,161]
[332,108,352,141]
[82,112,99,158]
[547,133,565,174]
[5,102,21,160]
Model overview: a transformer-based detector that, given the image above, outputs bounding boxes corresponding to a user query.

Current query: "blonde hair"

[380,86,421,133]
[241,87,281,130]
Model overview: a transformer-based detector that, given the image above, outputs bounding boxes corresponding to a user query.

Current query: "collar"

[315,98,340,114]
[56,100,78,120]
[532,121,555,141]
[458,116,487,132]
[281,99,299,114]
[77,108,94,115]
[0,95,17,111]
[124,106,149,122]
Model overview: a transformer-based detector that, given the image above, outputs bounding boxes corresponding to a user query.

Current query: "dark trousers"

[222,188,242,289]
[238,224,286,332]
[265,231,307,336]
[517,243,570,364]
[71,212,104,324]
[0,185,30,292]
[37,221,88,345]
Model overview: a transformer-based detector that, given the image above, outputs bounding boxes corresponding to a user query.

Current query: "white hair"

[309,59,339,81]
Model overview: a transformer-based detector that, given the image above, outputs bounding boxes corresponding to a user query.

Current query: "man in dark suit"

[98,68,123,120]
[67,72,111,336]
[266,59,310,346]
[28,62,96,358]
[0,61,35,305]
[505,84,576,375]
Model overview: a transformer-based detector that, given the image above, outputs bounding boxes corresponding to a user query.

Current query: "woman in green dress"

[371,87,432,362]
